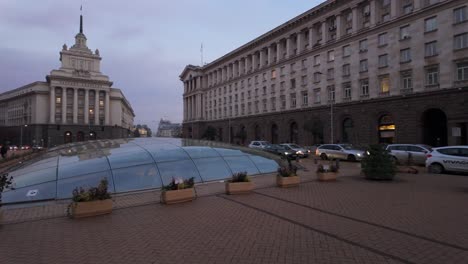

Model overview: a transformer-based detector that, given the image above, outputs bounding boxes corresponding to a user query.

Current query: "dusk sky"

[0,0,322,132]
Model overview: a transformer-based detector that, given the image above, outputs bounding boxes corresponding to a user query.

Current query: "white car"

[426,146,468,174]
[248,141,270,149]
[280,143,310,158]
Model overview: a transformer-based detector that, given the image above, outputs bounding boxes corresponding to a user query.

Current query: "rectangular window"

[426,65,439,85]
[401,71,413,90]
[379,54,388,68]
[302,91,308,106]
[262,73,267,81]
[301,75,307,86]
[400,48,411,63]
[327,86,335,102]
[291,93,297,108]
[301,59,307,69]
[314,55,321,65]
[314,72,322,83]
[380,76,390,93]
[262,99,267,112]
[400,25,410,40]
[263,87,267,95]
[314,89,321,103]
[271,97,276,110]
[454,33,468,49]
[360,59,368,72]
[361,79,369,96]
[290,63,296,73]
[280,81,285,90]
[454,6,467,23]
[378,33,388,46]
[343,64,350,76]
[327,68,334,80]
[343,82,351,99]
[290,78,296,89]
[359,39,368,52]
[271,84,276,94]
[403,3,413,14]
[425,17,437,32]
[457,62,468,81]
[343,45,351,57]
[328,50,335,61]
[281,95,286,109]
[425,41,438,57]
[280,66,285,75]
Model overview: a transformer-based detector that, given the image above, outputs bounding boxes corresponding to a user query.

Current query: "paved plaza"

[1,159,468,264]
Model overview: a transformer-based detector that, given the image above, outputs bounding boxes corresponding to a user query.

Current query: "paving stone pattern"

[0,159,467,264]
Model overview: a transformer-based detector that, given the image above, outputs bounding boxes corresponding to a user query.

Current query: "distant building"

[0,13,135,146]
[180,0,468,146]
[157,119,181,138]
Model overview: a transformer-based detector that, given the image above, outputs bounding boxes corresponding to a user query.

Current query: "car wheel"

[429,163,444,174]
[320,153,328,160]
[347,155,356,162]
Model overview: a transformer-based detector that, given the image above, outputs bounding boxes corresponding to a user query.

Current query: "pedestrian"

[1,143,8,159]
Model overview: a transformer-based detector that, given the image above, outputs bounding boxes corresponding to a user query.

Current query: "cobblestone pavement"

[1,159,467,264]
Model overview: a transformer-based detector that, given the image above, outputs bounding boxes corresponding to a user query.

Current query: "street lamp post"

[330,100,334,144]
[20,124,28,148]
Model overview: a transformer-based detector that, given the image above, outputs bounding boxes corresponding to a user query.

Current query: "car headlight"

[297,151,303,154]
[357,153,362,157]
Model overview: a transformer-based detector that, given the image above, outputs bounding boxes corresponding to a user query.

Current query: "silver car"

[315,144,365,161]
[426,146,468,174]
[248,141,270,149]
[386,144,432,165]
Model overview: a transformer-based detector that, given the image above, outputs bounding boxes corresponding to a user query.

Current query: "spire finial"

[79,5,83,33]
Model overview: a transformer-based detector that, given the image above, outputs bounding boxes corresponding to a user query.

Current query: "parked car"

[426,146,468,174]
[248,141,270,149]
[263,144,298,159]
[315,144,365,161]
[20,145,31,150]
[280,143,310,158]
[386,144,432,165]
[32,145,44,151]
[9,145,18,151]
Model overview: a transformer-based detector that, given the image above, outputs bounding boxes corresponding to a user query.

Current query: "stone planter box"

[70,199,113,219]
[162,188,195,205]
[277,175,300,188]
[317,172,338,181]
[225,181,253,195]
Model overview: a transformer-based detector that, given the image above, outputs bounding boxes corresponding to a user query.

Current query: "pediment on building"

[179,65,201,80]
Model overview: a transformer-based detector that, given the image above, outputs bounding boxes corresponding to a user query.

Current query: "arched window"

[77,131,84,142]
[271,124,279,144]
[89,131,97,140]
[422,108,447,146]
[254,124,261,140]
[342,118,353,143]
[290,122,298,143]
[64,131,73,144]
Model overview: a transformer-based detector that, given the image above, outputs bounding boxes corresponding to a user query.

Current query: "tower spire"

[80,5,83,33]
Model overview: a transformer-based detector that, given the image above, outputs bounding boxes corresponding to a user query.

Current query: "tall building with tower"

[0,12,135,146]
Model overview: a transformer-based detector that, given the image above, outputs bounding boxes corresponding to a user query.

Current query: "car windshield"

[419,145,433,151]
[288,144,301,148]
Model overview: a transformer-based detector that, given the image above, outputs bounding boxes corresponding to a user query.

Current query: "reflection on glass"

[58,157,110,179]
[192,157,232,182]
[247,156,279,174]
[107,149,154,169]
[223,156,260,175]
[157,160,202,186]
[9,167,57,189]
[147,146,191,162]
[1,181,56,204]
[183,147,220,159]
[113,164,162,192]
[213,148,245,157]
[56,171,114,199]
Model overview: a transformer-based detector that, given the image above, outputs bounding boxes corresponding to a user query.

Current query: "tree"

[361,144,396,180]
[202,126,217,141]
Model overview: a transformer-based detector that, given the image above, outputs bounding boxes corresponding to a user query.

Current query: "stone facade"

[181,0,468,147]
[0,14,135,147]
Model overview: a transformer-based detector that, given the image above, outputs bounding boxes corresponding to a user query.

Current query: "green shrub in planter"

[361,144,396,180]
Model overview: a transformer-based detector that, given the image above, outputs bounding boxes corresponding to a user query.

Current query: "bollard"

[335,159,340,169]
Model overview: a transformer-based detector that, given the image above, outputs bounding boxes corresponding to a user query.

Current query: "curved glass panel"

[223,156,260,175]
[2,181,56,204]
[56,171,114,199]
[156,160,202,185]
[248,156,279,174]
[113,164,162,192]
[107,148,154,169]
[213,148,245,157]
[9,167,57,189]
[183,147,220,159]
[145,144,191,162]
[58,157,110,179]
[192,157,232,182]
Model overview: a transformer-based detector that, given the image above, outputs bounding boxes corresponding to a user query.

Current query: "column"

[286,37,292,58]
[321,21,327,43]
[352,6,359,33]
[268,46,273,65]
[197,94,202,119]
[94,90,99,125]
[49,87,55,123]
[105,91,110,125]
[73,88,78,124]
[336,14,342,39]
[62,88,67,124]
[308,28,314,48]
[227,65,231,79]
[259,49,265,68]
[251,53,257,71]
[84,89,89,124]
[370,0,376,26]
[276,42,281,61]
[297,32,303,54]
[238,60,242,75]
[391,0,398,18]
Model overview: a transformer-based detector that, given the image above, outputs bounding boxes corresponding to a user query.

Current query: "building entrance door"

[422,108,447,147]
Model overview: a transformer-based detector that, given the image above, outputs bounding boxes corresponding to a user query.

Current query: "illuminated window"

[380,76,390,93]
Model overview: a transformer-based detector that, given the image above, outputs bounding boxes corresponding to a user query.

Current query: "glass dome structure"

[2,138,280,204]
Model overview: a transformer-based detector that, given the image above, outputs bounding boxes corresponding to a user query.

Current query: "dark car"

[264,144,298,159]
